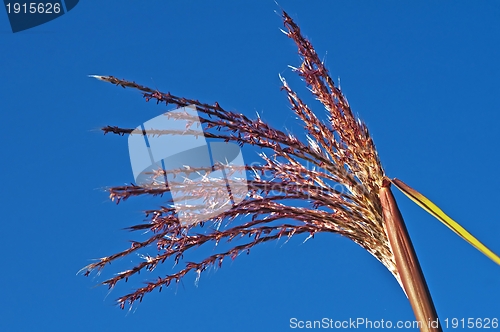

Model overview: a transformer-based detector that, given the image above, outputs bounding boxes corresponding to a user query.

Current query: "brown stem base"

[379,178,442,332]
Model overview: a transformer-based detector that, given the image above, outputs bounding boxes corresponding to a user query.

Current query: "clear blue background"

[1,1,499,331]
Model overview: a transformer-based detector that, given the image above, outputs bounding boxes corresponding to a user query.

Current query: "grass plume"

[80,10,500,331]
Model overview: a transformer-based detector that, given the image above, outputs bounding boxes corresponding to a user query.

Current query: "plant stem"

[379,178,442,332]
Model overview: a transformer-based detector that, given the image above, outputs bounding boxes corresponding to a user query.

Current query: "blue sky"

[1,1,499,331]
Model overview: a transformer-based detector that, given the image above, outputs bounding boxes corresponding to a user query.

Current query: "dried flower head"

[82,11,403,309]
